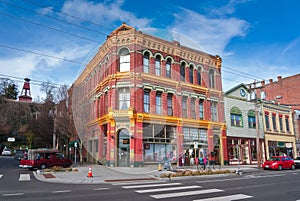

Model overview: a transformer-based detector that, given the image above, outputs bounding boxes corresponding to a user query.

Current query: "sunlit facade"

[72,23,227,167]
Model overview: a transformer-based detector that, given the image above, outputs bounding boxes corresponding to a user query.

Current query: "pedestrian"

[203,156,207,170]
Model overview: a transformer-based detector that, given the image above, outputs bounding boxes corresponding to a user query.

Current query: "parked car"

[19,149,72,170]
[1,147,12,156]
[14,149,27,161]
[262,156,295,171]
[294,156,300,168]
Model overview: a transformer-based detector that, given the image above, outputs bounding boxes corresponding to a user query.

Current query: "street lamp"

[247,89,265,168]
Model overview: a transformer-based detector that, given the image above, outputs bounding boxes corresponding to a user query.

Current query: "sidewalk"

[33,164,261,184]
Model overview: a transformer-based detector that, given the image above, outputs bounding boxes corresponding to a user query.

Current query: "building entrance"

[117,129,130,167]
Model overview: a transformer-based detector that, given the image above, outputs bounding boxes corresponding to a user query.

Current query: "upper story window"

[209,69,215,88]
[180,62,186,81]
[230,107,242,127]
[118,88,130,110]
[285,116,290,132]
[156,91,162,114]
[190,98,196,119]
[143,52,150,73]
[211,101,218,121]
[104,92,108,114]
[189,65,194,84]
[279,115,283,132]
[144,89,150,113]
[272,113,277,131]
[265,112,270,130]
[182,96,188,118]
[155,55,161,76]
[197,67,201,85]
[248,110,256,129]
[119,48,130,72]
[167,93,173,116]
[166,58,172,78]
[199,99,204,120]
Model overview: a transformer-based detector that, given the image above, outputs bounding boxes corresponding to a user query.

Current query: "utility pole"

[248,81,265,168]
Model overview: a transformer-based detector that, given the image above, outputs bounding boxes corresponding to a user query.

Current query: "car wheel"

[40,164,47,169]
[291,164,295,170]
[278,165,282,171]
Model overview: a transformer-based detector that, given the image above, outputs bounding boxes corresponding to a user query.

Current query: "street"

[1,156,300,201]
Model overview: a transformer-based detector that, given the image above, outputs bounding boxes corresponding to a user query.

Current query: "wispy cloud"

[61,0,152,28]
[167,8,249,56]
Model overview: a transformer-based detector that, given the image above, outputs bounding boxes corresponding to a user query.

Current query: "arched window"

[180,62,186,81]
[209,69,215,88]
[167,93,173,116]
[119,48,130,72]
[166,58,172,78]
[189,65,194,84]
[230,107,242,127]
[143,52,150,73]
[197,67,201,85]
[248,110,256,128]
[155,55,161,76]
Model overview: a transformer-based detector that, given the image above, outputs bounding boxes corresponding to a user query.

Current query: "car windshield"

[269,157,280,161]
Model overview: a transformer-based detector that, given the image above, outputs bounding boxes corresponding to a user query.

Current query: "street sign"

[7,137,15,142]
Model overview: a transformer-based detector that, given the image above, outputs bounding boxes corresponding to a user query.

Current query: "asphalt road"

[1,156,300,201]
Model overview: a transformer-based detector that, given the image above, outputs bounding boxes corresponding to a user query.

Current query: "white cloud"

[168,8,249,56]
[61,0,151,28]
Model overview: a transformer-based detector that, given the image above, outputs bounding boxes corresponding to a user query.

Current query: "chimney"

[19,78,32,102]
[269,79,273,83]
[277,76,282,80]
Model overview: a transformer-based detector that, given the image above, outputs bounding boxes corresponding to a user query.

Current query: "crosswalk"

[112,180,253,200]
[0,174,31,181]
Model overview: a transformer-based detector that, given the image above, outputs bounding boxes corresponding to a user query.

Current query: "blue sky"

[0,0,299,100]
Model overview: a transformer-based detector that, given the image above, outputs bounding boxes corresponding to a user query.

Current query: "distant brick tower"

[19,78,32,102]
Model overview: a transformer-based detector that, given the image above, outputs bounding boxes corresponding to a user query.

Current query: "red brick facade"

[71,24,227,167]
[262,74,300,156]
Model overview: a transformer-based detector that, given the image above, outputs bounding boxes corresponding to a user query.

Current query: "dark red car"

[19,149,72,170]
[262,156,295,171]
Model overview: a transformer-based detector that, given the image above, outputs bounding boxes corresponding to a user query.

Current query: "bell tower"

[19,78,32,102]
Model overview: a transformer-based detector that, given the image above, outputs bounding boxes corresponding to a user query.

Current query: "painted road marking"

[136,185,202,193]
[19,174,30,181]
[194,193,253,201]
[150,189,224,199]
[123,182,182,189]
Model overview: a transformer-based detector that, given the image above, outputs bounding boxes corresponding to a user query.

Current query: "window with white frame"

[180,62,186,81]
[230,107,242,127]
[166,58,172,78]
[119,48,130,72]
[167,93,173,116]
[143,52,150,73]
[155,55,161,76]
[199,99,204,120]
[144,89,150,113]
[209,69,215,88]
[118,88,130,110]
[211,101,218,121]
[156,91,162,114]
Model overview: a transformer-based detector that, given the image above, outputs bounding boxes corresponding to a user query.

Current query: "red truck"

[19,149,72,170]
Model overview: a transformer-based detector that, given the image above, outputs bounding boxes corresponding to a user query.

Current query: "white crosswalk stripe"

[136,185,202,193]
[122,182,181,189]
[118,180,253,201]
[193,193,253,201]
[19,174,30,181]
[150,189,224,199]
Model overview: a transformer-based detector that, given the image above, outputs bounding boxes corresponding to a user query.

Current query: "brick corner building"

[71,23,227,167]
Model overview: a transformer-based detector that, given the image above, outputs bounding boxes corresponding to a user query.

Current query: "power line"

[0,44,85,65]
[0,11,101,43]
[0,0,109,36]
[21,0,114,31]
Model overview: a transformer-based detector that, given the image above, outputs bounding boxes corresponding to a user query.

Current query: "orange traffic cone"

[87,166,93,178]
